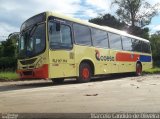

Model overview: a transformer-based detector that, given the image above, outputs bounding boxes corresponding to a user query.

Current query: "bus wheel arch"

[136,61,142,76]
[77,60,95,83]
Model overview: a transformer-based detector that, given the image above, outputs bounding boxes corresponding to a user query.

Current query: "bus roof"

[46,11,149,43]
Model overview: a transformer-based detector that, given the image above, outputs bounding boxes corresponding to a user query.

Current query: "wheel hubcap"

[137,65,142,75]
[82,68,89,79]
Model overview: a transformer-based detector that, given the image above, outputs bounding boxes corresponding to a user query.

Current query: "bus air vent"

[23,71,33,76]
[29,66,35,69]
[20,58,37,65]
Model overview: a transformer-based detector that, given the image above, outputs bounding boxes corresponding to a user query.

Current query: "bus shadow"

[0,73,135,92]
[91,73,135,82]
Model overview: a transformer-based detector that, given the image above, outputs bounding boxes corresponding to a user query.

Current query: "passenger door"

[48,19,76,78]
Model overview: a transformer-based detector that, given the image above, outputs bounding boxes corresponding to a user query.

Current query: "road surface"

[0,74,160,113]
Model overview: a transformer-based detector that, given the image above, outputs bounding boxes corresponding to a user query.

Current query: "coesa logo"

[95,50,114,61]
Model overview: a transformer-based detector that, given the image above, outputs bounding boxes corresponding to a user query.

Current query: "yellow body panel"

[49,48,76,78]
[48,44,152,78]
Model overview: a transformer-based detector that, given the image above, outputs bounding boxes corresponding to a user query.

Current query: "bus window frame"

[18,22,46,59]
[121,36,133,51]
[73,23,92,47]
[48,18,74,51]
[91,27,109,49]
[108,32,123,51]
[141,41,152,54]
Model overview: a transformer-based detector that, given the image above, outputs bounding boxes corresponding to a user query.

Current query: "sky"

[0,0,160,41]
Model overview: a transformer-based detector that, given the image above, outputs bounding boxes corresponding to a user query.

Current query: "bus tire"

[136,63,142,76]
[77,62,92,83]
[52,78,64,84]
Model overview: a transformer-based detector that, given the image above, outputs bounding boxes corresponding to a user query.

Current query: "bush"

[143,67,160,74]
[0,57,17,71]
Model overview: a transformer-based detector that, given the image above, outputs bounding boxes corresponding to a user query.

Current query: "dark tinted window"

[30,24,46,54]
[19,23,46,58]
[122,36,132,51]
[108,33,122,50]
[49,22,72,49]
[73,24,91,45]
[91,28,108,48]
[132,39,142,52]
[141,41,151,53]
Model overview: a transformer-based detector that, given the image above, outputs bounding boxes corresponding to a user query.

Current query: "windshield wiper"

[28,24,38,38]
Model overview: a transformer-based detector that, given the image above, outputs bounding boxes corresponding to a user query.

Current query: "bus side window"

[147,42,151,53]
[73,24,92,46]
[20,36,25,50]
[132,39,142,52]
[91,28,109,48]
[122,36,132,51]
[108,33,122,50]
[48,21,72,49]
[49,22,62,44]
[141,41,151,53]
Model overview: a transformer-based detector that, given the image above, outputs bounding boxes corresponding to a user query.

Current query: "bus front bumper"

[16,64,48,79]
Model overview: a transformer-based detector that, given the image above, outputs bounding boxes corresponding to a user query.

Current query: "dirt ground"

[0,74,160,113]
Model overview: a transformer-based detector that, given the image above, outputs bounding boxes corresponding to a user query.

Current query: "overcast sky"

[0,0,160,41]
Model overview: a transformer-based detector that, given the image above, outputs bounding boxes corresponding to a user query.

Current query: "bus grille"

[23,71,33,76]
[20,58,37,65]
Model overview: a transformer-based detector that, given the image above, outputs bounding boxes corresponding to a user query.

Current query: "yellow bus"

[17,11,152,83]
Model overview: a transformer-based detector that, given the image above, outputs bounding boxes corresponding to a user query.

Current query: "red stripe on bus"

[116,52,140,62]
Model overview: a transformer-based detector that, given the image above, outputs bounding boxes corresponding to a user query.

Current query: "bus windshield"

[18,23,46,58]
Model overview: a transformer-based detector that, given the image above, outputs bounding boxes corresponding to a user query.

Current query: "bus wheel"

[52,78,64,84]
[136,63,142,76]
[77,63,92,83]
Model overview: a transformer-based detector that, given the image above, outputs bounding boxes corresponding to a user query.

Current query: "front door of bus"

[48,20,76,78]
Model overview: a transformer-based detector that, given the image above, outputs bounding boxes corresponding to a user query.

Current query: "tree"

[89,13,127,30]
[1,40,16,57]
[150,31,160,66]
[112,0,160,27]
[0,32,19,71]
[0,45,3,57]
[127,26,149,39]
[89,13,149,39]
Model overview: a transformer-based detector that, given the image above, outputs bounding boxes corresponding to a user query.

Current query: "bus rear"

[17,12,49,79]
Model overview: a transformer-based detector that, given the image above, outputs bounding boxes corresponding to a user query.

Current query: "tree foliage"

[127,26,149,39]
[89,13,149,39]
[89,14,127,30]
[0,33,19,71]
[150,31,160,66]
[112,0,160,27]
[1,40,16,57]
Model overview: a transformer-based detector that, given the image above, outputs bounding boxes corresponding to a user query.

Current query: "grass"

[0,72,18,81]
[143,67,160,74]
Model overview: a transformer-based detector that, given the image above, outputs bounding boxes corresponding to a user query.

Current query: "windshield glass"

[18,23,46,58]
